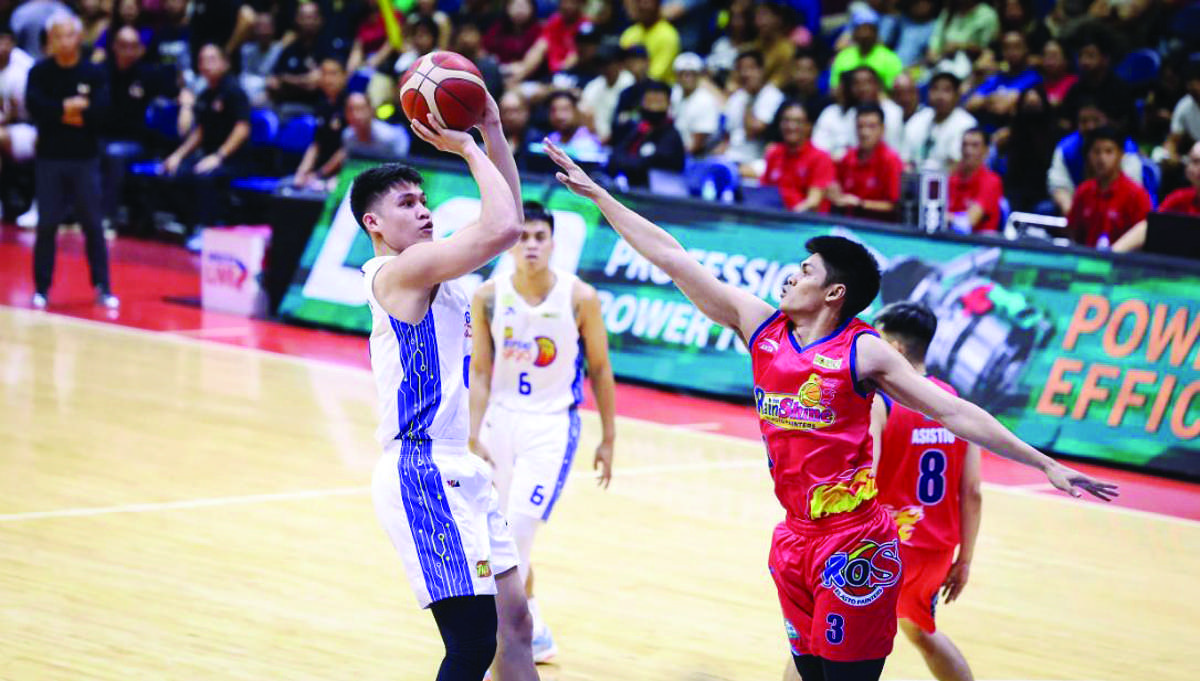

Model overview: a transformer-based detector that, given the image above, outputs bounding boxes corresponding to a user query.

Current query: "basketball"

[398,51,488,131]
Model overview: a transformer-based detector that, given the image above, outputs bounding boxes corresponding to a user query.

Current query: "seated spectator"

[1162,62,1200,169]
[240,11,285,107]
[830,103,903,221]
[342,91,410,158]
[611,45,657,133]
[812,66,903,162]
[550,21,603,93]
[483,0,542,67]
[946,128,1003,233]
[503,0,588,87]
[1038,38,1076,111]
[269,3,335,109]
[717,50,785,165]
[544,90,603,159]
[754,1,798,89]
[893,0,939,67]
[78,0,108,55]
[0,21,37,213]
[1114,141,1200,252]
[160,44,251,238]
[964,30,1040,130]
[902,71,977,172]
[1067,126,1151,248]
[1048,98,1146,216]
[152,0,192,88]
[104,26,178,226]
[891,72,922,123]
[1003,86,1058,212]
[450,17,504,101]
[669,52,720,156]
[91,0,154,65]
[705,0,755,87]
[759,101,835,213]
[1059,27,1133,133]
[393,16,439,78]
[837,0,902,50]
[607,81,685,188]
[407,0,451,51]
[499,89,537,168]
[619,0,680,84]
[926,0,1000,72]
[830,6,902,90]
[780,48,832,122]
[347,0,401,77]
[579,43,634,144]
[291,58,349,193]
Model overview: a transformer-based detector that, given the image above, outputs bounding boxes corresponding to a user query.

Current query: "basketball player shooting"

[354,92,539,681]
[544,139,1118,681]
[468,200,617,663]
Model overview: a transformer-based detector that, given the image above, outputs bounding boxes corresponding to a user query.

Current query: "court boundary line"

[6,306,1199,530]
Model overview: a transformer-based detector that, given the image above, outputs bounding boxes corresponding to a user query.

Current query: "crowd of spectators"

[0,0,1198,255]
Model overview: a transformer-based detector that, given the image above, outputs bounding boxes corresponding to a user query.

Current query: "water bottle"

[701,178,717,201]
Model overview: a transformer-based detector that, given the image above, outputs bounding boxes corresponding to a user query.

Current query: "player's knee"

[444,629,498,676]
[899,618,935,650]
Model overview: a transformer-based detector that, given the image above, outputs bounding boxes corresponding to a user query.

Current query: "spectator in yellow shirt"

[619,0,679,84]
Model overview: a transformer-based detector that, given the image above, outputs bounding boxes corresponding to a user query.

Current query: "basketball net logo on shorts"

[754,373,837,430]
[500,327,558,366]
[821,539,902,606]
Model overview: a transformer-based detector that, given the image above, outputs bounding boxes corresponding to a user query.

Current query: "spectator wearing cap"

[781,48,833,123]
[758,100,835,213]
[830,6,902,90]
[946,128,1003,234]
[717,50,785,165]
[963,30,1040,129]
[831,103,903,221]
[669,52,720,156]
[619,0,680,84]
[1114,141,1200,252]
[544,90,603,159]
[503,0,588,86]
[901,71,977,173]
[579,43,634,144]
[607,81,685,188]
[1048,97,1147,216]
[754,1,799,89]
[1067,126,1151,248]
[812,66,903,162]
[341,92,410,159]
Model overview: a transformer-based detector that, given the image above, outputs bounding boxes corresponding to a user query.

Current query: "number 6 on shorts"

[530,484,545,505]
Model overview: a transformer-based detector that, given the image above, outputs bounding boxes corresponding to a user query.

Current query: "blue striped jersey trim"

[570,339,585,407]
[389,313,441,440]
[542,407,581,521]
[395,438,475,602]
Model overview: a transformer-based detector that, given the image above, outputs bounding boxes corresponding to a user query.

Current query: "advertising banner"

[280,160,1200,477]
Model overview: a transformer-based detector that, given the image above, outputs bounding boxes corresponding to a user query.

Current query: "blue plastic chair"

[249,109,280,146]
[144,100,181,140]
[274,114,318,155]
[685,159,739,202]
[347,70,371,94]
[1141,155,1161,209]
[1115,49,1161,88]
[230,176,283,193]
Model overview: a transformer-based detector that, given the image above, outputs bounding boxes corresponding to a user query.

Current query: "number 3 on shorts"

[530,485,545,505]
[825,613,844,645]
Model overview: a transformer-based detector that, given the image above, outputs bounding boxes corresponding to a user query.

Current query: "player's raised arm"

[575,281,616,488]
[544,140,774,341]
[468,281,497,464]
[855,333,1119,501]
[379,117,521,292]
[476,93,524,222]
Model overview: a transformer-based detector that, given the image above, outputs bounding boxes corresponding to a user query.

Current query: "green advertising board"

[280,159,1200,478]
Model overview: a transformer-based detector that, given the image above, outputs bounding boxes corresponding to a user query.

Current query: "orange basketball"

[398,52,488,131]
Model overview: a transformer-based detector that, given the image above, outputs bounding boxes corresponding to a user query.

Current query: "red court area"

[4,225,1199,522]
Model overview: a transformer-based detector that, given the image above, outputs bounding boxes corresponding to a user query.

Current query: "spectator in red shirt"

[831,103,903,221]
[503,0,587,86]
[1067,126,1152,248]
[759,101,836,213]
[947,128,1004,233]
[482,0,542,66]
[1114,141,1200,252]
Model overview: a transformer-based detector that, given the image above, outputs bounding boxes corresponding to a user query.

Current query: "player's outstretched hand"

[545,138,603,199]
[941,558,970,603]
[593,440,613,489]
[411,115,478,158]
[1045,462,1119,501]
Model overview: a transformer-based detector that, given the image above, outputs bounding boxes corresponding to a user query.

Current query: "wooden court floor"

[1,306,1197,681]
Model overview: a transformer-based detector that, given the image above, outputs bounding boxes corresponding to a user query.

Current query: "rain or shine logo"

[754,373,837,430]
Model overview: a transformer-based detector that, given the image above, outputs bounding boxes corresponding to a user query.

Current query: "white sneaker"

[96,289,119,309]
[531,626,557,664]
[16,203,37,229]
[31,292,47,309]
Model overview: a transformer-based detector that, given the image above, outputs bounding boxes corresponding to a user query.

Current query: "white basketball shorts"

[480,404,581,522]
[371,438,519,609]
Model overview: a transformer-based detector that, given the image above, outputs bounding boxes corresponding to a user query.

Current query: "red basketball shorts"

[768,502,903,662]
[896,544,955,633]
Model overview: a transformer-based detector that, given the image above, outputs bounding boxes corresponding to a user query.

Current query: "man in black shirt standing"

[162,43,250,242]
[25,11,117,309]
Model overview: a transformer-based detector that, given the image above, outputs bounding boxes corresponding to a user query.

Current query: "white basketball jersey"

[363,256,472,446]
[489,270,583,413]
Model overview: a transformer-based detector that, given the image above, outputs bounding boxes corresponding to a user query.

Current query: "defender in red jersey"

[544,140,1117,681]
[873,303,980,681]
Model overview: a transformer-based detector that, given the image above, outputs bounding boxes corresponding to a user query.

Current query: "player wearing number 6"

[542,138,1118,681]
[468,200,617,663]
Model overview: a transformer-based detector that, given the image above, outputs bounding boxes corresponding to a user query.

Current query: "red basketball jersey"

[750,312,880,523]
[876,377,967,552]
